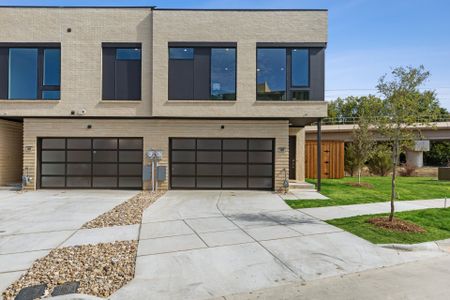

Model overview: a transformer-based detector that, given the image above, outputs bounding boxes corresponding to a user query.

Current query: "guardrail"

[315,116,450,125]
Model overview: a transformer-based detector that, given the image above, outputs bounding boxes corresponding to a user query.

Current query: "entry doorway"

[289,136,296,180]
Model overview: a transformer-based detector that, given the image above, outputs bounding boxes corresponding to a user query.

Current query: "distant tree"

[375,65,441,221]
[327,95,384,121]
[424,141,450,166]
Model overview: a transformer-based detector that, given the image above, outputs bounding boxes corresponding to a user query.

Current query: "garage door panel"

[222,177,247,188]
[67,163,91,175]
[67,139,91,149]
[67,177,91,188]
[93,177,118,188]
[172,151,195,163]
[197,151,221,163]
[42,138,65,149]
[197,177,221,188]
[39,138,142,189]
[197,164,221,176]
[41,151,65,162]
[171,176,196,188]
[170,138,274,190]
[93,151,117,162]
[223,151,247,163]
[67,151,91,162]
[93,139,117,149]
[41,176,65,187]
[171,164,195,176]
[119,164,143,176]
[119,151,143,163]
[41,164,65,175]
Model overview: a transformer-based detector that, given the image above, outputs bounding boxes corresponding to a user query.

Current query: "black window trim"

[168,43,237,101]
[102,42,142,101]
[0,42,61,100]
[256,46,313,101]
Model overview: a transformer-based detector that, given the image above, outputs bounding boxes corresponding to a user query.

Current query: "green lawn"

[286,176,449,209]
[327,208,450,244]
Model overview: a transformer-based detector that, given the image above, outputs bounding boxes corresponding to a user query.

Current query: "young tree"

[350,97,378,184]
[375,66,441,221]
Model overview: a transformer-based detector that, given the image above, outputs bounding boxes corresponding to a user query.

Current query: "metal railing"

[316,115,450,125]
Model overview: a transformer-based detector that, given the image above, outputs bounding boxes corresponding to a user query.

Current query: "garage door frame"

[37,137,143,189]
[169,138,275,190]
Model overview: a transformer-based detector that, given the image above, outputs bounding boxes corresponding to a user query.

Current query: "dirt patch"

[3,241,137,300]
[345,182,374,189]
[367,217,426,233]
[83,191,164,229]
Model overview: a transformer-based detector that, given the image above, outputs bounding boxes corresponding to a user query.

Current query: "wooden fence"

[305,141,345,179]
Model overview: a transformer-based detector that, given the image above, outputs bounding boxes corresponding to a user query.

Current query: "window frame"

[168,42,237,101]
[102,42,142,101]
[0,43,61,100]
[256,47,311,101]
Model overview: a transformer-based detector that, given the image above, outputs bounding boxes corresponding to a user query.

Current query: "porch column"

[317,118,322,191]
[295,128,305,182]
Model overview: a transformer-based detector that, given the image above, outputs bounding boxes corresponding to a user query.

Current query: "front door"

[289,136,296,180]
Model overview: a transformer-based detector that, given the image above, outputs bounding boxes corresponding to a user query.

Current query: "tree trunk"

[389,140,398,222]
[358,168,361,185]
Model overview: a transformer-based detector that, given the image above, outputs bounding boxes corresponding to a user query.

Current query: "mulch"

[367,217,426,233]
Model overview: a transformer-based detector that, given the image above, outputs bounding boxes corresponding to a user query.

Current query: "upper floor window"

[0,44,61,100]
[257,48,310,101]
[102,43,141,100]
[168,44,236,100]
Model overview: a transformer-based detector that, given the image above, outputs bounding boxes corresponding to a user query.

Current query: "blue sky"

[3,0,450,109]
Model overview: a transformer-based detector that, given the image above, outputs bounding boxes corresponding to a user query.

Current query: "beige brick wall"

[0,7,153,117]
[152,10,328,119]
[0,119,23,185]
[23,118,290,191]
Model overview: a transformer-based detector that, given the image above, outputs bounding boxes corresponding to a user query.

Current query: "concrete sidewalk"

[299,198,448,220]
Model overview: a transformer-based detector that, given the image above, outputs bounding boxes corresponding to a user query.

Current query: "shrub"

[399,163,417,177]
[424,141,450,166]
[367,144,393,176]
[344,143,358,177]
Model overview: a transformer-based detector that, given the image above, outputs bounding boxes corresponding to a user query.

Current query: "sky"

[2,0,450,110]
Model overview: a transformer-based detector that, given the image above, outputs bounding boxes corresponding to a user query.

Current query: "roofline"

[0,6,327,12]
[0,6,155,9]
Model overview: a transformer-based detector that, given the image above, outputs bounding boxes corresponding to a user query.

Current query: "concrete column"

[406,150,424,168]
[295,128,305,182]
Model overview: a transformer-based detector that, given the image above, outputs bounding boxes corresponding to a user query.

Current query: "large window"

[257,48,310,101]
[0,45,61,100]
[102,43,141,100]
[168,46,236,100]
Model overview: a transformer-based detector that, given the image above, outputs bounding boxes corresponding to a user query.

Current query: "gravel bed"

[82,191,164,229]
[2,241,138,299]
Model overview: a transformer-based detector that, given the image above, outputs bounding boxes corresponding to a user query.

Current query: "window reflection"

[44,49,61,85]
[8,48,38,99]
[292,49,309,87]
[210,48,236,100]
[256,48,286,100]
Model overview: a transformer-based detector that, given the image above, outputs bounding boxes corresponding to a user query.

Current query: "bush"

[368,144,393,176]
[344,143,358,177]
[424,141,450,166]
[399,163,417,177]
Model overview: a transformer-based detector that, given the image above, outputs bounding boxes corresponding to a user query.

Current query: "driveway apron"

[112,190,444,300]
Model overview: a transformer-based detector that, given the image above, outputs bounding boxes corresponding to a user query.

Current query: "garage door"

[170,138,274,190]
[39,138,143,189]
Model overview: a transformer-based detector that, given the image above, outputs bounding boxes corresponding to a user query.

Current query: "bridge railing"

[316,115,450,125]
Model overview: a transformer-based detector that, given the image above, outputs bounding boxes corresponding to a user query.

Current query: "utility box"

[438,167,450,181]
[157,166,166,181]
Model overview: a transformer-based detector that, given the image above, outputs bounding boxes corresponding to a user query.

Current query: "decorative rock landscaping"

[82,191,164,228]
[2,241,137,300]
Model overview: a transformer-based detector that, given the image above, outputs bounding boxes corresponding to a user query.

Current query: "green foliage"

[367,144,393,176]
[344,143,358,176]
[327,95,384,120]
[424,141,450,166]
[327,208,450,244]
[285,177,449,209]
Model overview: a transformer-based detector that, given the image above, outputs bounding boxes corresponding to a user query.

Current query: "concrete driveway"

[0,189,138,291]
[113,191,445,300]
